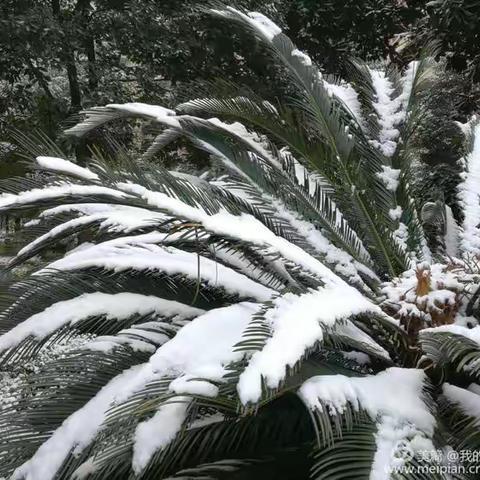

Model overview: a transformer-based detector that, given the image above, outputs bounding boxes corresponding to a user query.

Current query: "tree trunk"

[85,35,98,92]
[51,0,82,112]
[65,49,82,110]
[25,58,54,100]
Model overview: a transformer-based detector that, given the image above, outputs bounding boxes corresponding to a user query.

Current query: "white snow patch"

[0,185,129,210]
[323,81,363,124]
[237,286,380,404]
[210,8,282,41]
[389,206,403,221]
[0,293,201,352]
[458,123,480,255]
[36,156,99,180]
[341,350,371,365]
[291,49,312,66]
[132,397,190,473]
[299,368,434,432]
[443,383,480,425]
[150,302,258,380]
[376,166,400,192]
[106,103,179,128]
[41,240,274,302]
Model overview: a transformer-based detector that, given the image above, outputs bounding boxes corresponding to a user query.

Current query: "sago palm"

[1,6,480,480]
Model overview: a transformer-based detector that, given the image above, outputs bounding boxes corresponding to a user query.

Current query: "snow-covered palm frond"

[2,7,480,480]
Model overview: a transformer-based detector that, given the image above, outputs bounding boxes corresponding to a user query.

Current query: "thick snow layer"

[85,336,156,354]
[443,383,480,424]
[458,123,480,255]
[323,81,363,124]
[368,62,419,158]
[132,397,190,473]
[299,367,436,479]
[130,303,258,470]
[399,61,418,110]
[376,166,400,192]
[18,206,167,259]
[393,221,409,253]
[291,49,312,66]
[389,206,402,221]
[37,203,168,232]
[38,203,117,217]
[36,156,99,181]
[369,69,402,157]
[64,103,180,137]
[17,215,104,258]
[341,350,371,365]
[0,293,202,352]
[0,184,129,210]
[18,303,253,479]
[371,416,435,480]
[299,367,435,434]
[116,182,207,221]
[150,302,257,379]
[42,239,274,302]
[201,212,350,288]
[246,11,282,39]
[237,286,380,404]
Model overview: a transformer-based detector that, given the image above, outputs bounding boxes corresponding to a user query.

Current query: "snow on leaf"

[376,166,400,192]
[0,293,201,353]
[36,156,99,180]
[12,363,152,480]
[442,383,480,424]
[0,184,129,211]
[237,286,380,404]
[323,80,363,125]
[458,122,480,255]
[299,368,434,433]
[41,239,274,302]
[210,8,282,42]
[299,368,435,480]
[132,397,190,474]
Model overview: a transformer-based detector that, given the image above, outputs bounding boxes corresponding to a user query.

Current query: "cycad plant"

[1,7,480,480]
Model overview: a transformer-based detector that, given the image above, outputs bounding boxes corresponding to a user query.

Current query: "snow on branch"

[299,368,436,480]
[210,7,282,42]
[13,302,259,480]
[237,285,382,404]
[36,156,99,181]
[0,184,130,212]
[0,293,202,353]
[40,238,275,302]
[442,383,480,424]
[16,205,167,262]
[64,103,180,137]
